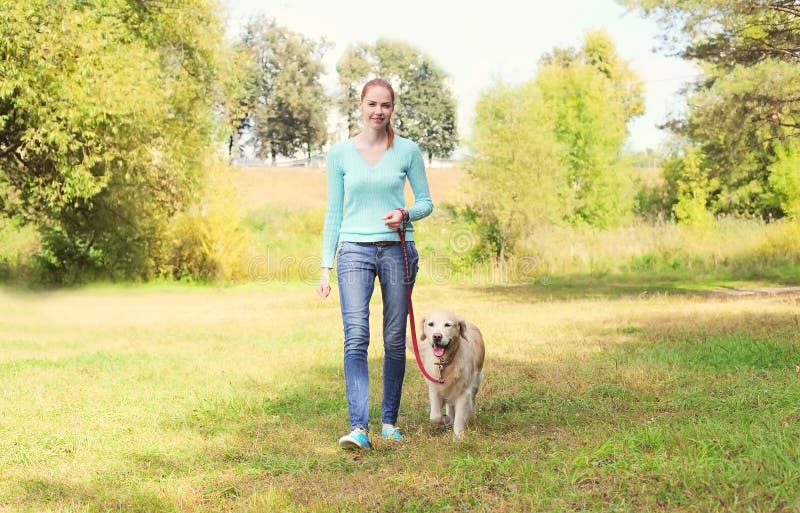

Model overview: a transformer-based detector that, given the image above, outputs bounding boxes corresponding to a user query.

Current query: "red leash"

[397,210,443,384]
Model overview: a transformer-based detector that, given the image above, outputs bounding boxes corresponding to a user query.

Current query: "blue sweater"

[321,135,434,268]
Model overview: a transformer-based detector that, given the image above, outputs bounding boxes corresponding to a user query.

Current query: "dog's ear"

[457,316,467,340]
[417,315,427,342]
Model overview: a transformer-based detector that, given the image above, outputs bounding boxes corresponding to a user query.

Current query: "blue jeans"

[336,241,419,431]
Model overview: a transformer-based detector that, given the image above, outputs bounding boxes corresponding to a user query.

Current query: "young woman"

[317,78,434,450]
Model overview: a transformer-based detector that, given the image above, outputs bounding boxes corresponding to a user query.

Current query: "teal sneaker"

[338,428,372,450]
[381,425,405,441]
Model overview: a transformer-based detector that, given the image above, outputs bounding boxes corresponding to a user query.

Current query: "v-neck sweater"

[321,135,434,268]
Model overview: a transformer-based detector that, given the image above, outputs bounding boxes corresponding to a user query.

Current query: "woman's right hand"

[317,268,332,299]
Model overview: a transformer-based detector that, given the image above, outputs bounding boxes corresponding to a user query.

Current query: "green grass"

[2,282,800,512]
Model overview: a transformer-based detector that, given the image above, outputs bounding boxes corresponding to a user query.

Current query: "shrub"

[165,164,251,282]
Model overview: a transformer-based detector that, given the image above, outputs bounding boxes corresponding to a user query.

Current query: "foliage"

[166,163,251,282]
[218,40,263,160]
[467,32,644,260]
[0,0,226,283]
[621,1,800,219]
[237,18,329,163]
[634,181,672,221]
[620,0,800,67]
[466,82,569,261]
[336,44,373,136]
[0,215,39,283]
[664,146,715,226]
[537,30,645,227]
[765,147,800,219]
[678,61,800,217]
[336,39,458,161]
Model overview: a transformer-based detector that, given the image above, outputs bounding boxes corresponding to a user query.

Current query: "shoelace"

[382,426,402,439]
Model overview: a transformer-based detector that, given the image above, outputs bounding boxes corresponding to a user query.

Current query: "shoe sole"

[338,437,371,450]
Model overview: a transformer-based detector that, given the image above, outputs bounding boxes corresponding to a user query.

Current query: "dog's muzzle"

[432,332,447,358]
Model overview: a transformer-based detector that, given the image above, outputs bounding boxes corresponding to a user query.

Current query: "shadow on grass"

[16,477,179,513]
[473,274,800,302]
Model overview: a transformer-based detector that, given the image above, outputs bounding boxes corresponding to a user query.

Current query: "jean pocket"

[407,242,420,274]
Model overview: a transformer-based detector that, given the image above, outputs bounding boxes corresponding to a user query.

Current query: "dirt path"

[711,285,800,297]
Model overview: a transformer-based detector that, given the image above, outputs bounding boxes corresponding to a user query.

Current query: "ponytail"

[386,123,394,149]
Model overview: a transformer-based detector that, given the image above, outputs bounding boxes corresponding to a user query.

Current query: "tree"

[620,1,800,67]
[620,0,800,218]
[466,32,644,261]
[537,30,645,226]
[0,0,226,282]
[335,39,458,161]
[765,146,800,220]
[336,44,373,136]
[238,18,329,163]
[467,82,569,261]
[664,146,715,226]
[220,43,262,161]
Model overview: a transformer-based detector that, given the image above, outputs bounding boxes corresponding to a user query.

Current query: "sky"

[221,0,700,152]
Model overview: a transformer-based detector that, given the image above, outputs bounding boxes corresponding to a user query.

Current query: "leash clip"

[435,358,448,384]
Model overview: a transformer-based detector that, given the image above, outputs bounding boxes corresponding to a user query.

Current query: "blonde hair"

[359,78,395,149]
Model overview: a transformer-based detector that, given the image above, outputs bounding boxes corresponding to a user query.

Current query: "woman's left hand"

[382,209,404,230]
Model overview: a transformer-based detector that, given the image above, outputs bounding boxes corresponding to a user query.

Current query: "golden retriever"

[413,309,485,439]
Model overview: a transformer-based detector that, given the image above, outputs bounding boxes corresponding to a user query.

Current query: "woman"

[317,78,434,450]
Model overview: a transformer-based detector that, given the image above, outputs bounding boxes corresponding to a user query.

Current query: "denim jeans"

[336,241,419,431]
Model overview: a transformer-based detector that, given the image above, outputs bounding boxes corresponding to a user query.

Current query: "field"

[233,166,467,212]
[2,167,800,512]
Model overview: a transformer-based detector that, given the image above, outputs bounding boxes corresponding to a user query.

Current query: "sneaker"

[338,427,372,450]
[381,425,405,441]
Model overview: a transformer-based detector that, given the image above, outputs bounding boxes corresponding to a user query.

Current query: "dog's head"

[418,310,466,358]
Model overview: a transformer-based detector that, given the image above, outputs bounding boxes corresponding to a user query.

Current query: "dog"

[413,309,485,439]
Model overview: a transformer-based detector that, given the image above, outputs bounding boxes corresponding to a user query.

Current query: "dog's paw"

[442,415,453,428]
[430,415,446,426]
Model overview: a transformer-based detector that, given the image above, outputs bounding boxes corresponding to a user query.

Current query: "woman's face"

[359,85,394,131]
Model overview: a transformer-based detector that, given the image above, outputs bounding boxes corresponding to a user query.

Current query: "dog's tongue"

[433,345,445,358]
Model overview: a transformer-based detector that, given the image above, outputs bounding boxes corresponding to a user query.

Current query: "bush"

[0,216,40,283]
[165,164,251,282]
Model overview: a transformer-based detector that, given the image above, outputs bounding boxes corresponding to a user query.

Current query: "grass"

[2,282,800,512]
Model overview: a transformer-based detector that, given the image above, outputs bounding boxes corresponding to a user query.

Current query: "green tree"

[620,1,800,67]
[221,43,262,160]
[467,82,568,261]
[374,39,458,162]
[335,39,458,161]
[621,0,800,218]
[537,30,645,226]
[239,18,329,163]
[765,146,800,220]
[664,146,715,226]
[467,33,643,260]
[336,44,372,136]
[0,0,225,282]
